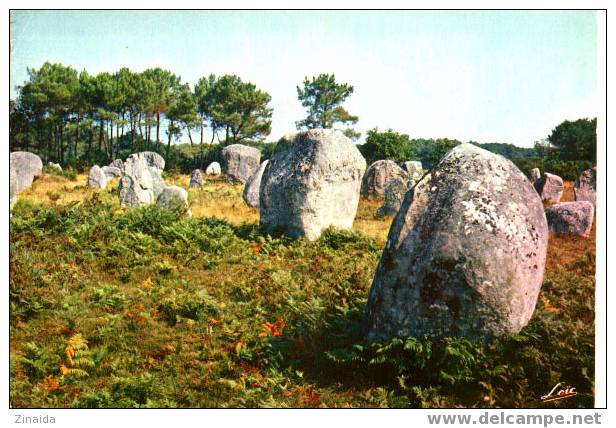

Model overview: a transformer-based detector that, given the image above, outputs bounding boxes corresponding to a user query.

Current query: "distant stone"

[574,167,596,207]
[403,161,424,185]
[545,201,594,237]
[363,143,548,343]
[260,129,366,241]
[376,176,410,218]
[361,160,408,199]
[102,166,122,178]
[10,151,43,193]
[205,162,222,176]
[119,152,166,207]
[529,168,541,184]
[109,159,124,169]
[87,165,107,189]
[10,168,18,211]
[157,185,191,217]
[189,169,204,188]
[222,144,261,184]
[534,172,563,205]
[48,162,62,171]
[243,160,269,208]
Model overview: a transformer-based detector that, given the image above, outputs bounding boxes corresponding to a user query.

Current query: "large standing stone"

[529,168,541,185]
[10,151,43,193]
[403,161,424,185]
[109,159,124,169]
[545,201,594,237]
[157,185,191,217]
[534,172,563,205]
[259,129,366,241]
[119,152,165,207]
[138,151,166,197]
[221,144,261,184]
[363,143,548,343]
[102,166,122,178]
[243,160,269,208]
[10,168,18,211]
[361,160,408,199]
[189,169,204,188]
[574,168,596,207]
[376,176,411,218]
[205,162,222,176]
[87,165,107,189]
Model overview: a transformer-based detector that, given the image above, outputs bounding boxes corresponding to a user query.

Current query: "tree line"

[10,62,359,167]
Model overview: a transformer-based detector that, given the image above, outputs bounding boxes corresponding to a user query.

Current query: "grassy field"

[10,170,596,408]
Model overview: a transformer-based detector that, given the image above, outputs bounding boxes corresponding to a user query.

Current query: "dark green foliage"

[548,118,597,162]
[359,128,416,165]
[296,73,359,135]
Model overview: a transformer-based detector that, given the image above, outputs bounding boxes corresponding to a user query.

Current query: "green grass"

[9,174,595,408]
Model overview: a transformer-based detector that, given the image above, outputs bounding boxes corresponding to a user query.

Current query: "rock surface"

[205,162,222,175]
[10,168,18,211]
[222,144,261,184]
[10,151,43,193]
[189,169,204,188]
[363,143,548,343]
[376,176,411,218]
[119,152,166,207]
[403,161,424,185]
[109,159,124,169]
[243,160,269,208]
[157,185,191,216]
[102,166,122,178]
[259,129,366,241]
[48,162,62,171]
[534,172,563,205]
[529,168,541,185]
[361,160,408,199]
[545,201,594,237]
[87,165,107,189]
[574,168,596,207]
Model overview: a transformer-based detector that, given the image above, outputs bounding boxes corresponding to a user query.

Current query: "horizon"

[9,10,598,148]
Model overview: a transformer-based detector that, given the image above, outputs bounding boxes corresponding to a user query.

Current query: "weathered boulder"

[10,168,18,211]
[376,176,411,218]
[545,201,594,237]
[48,162,62,171]
[87,165,107,189]
[102,166,122,178]
[157,185,191,217]
[534,172,563,205]
[10,151,43,193]
[574,167,596,207]
[363,143,548,343]
[529,168,541,185]
[243,160,269,208]
[259,129,366,241]
[361,160,408,199]
[205,162,222,175]
[119,153,162,207]
[403,161,424,185]
[189,169,204,188]
[222,144,261,184]
[109,159,123,169]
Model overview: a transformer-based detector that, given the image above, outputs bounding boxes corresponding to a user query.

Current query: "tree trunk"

[187,126,194,146]
[98,121,104,157]
[200,118,204,144]
[156,112,161,146]
[166,120,173,159]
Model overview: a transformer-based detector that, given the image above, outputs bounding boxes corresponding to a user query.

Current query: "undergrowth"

[10,179,595,408]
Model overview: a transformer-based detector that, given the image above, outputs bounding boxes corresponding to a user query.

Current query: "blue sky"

[9,10,598,147]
